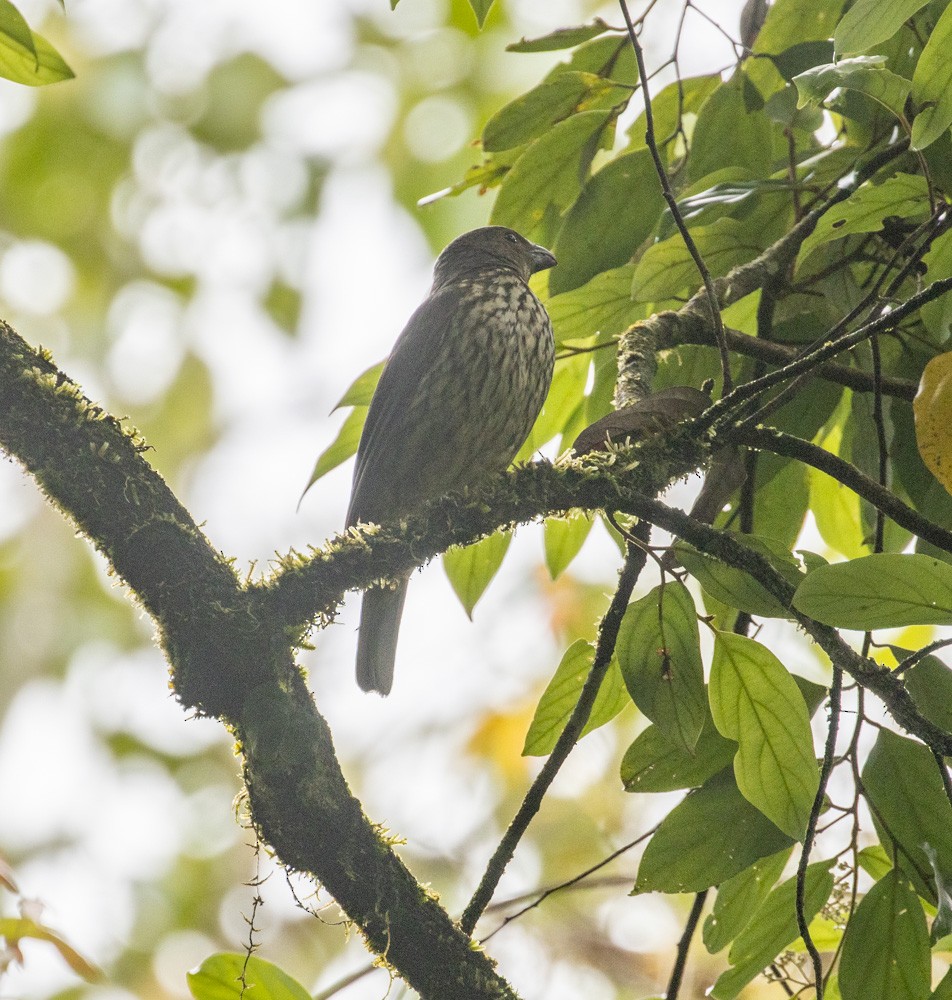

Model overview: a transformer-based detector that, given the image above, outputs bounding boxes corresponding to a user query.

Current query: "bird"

[345,226,557,695]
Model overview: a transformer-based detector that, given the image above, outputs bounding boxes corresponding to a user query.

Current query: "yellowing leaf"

[914,351,952,494]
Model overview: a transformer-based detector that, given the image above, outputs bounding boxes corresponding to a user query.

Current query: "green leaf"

[616,582,705,752]
[547,265,644,347]
[468,0,495,28]
[793,57,912,119]
[506,19,614,53]
[0,917,101,981]
[675,533,804,619]
[632,218,764,303]
[633,769,794,895]
[903,652,952,735]
[834,0,930,56]
[862,728,952,902]
[689,77,774,183]
[710,632,819,840]
[523,640,628,756]
[792,553,952,629]
[710,861,836,999]
[925,843,952,944]
[621,711,736,794]
[550,149,665,295]
[544,512,593,579]
[443,530,511,618]
[932,968,952,1000]
[301,407,365,497]
[0,16,72,86]
[911,3,952,150]
[769,40,835,81]
[838,871,931,1000]
[797,173,929,264]
[188,953,311,1000]
[703,849,792,954]
[490,110,613,243]
[920,229,952,342]
[483,72,606,152]
[333,361,383,410]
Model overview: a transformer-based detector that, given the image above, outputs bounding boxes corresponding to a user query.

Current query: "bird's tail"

[356,576,410,695]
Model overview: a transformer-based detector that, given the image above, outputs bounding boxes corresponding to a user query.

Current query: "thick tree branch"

[0,320,522,1000]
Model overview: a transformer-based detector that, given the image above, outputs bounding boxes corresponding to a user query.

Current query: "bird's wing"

[346,284,461,526]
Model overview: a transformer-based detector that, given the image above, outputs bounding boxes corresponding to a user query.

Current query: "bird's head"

[432,226,557,286]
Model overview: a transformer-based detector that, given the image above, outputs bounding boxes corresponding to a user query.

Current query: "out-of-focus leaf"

[468,0,495,28]
[507,19,614,53]
[0,18,72,86]
[263,279,302,335]
[523,639,628,756]
[544,512,593,579]
[793,553,952,629]
[490,110,613,243]
[301,407,365,497]
[793,57,912,119]
[632,218,764,303]
[333,362,384,411]
[190,54,284,151]
[863,728,952,901]
[633,769,794,894]
[621,712,736,793]
[912,7,952,149]
[550,149,665,294]
[0,917,101,981]
[547,265,643,347]
[838,871,930,1000]
[710,632,819,840]
[443,530,511,618]
[703,849,792,954]
[914,351,952,494]
[188,952,311,1000]
[711,861,835,999]
[834,0,930,56]
[932,968,952,1000]
[616,582,705,752]
[797,173,929,264]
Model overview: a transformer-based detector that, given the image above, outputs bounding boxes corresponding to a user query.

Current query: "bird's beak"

[529,243,557,274]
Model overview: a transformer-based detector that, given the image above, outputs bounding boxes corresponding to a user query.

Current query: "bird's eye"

[505,232,519,244]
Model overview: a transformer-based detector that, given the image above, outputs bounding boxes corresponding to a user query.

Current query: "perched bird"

[346,226,557,694]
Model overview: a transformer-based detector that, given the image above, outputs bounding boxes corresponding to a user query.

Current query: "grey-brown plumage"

[346,226,557,694]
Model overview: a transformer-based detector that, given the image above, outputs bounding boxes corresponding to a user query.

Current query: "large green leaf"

[633,769,794,894]
[689,77,774,183]
[710,861,835,999]
[862,728,952,902]
[903,652,952,735]
[710,632,820,840]
[703,849,792,954]
[506,19,614,54]
[483,72,622,152]
[546,265,644,347]
[543,512,593,579]
[794,57,912,119]
[188,953,311,1000]
[834,0,930,55]
[675,533,804,619]
[792,553,952,629]
[550,149,665,294]
[523,640,628,756]
[443,530,511,618]
[632,218,764,303]
[616,582,705,752]
[620,711,736,794]
[911,2,952,150]
[490,110,613,243]
[838,871,931,1000]
[797,173,930,265]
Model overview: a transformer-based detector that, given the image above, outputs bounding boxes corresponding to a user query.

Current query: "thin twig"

[666,890,708,999]
[618,0,732,393]
[460,527,650,934]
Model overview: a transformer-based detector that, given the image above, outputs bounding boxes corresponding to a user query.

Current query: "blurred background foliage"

[0,2,752,999]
